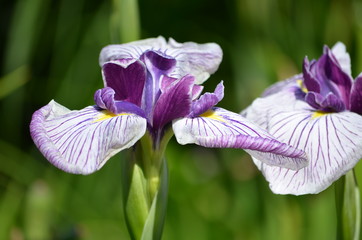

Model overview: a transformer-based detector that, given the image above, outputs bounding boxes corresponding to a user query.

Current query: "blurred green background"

[1,0,362,239]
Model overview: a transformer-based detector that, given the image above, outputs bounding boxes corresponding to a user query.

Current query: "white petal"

[99,36,167,65]
[245,92,362,194]
[30,100,147,174]
[167,38,223,84]
[173,107,307,170]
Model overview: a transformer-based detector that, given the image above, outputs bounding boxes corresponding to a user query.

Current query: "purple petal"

[189,81,224,117]
[94,87,145,117]
[191,85,204,100]
[305,92,345,112]
[102,60,146,106]
[141,51,177,118]
[350,75,362,114]
[244,90,362,194]
[141,50,176,72]
[303,57,322,93]
[321,92,346,111]
[325,47,353,107]
[173,107,307,170]
[100,37,222,84]
[331,42,351,75]
[99,36,168,65]
[152,75,194,129]
[160,75,178,92]
[30,100,147,174]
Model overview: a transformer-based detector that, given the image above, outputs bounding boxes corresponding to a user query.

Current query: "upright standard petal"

[102,60,146,106]
[245,90,362,194]
[100,37,223,84]
[30,100,147,174]
[166,38,223,84]
[173,107,307,170]
[99,36,167,65]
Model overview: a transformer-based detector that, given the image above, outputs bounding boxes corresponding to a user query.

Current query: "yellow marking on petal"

[199,110,226,122]
[93,110,130,122]
[296,79,308,93]
[311,111,329,119]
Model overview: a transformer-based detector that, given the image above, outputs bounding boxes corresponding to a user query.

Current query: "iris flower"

[243,42,362,195]
[30,36,307,176]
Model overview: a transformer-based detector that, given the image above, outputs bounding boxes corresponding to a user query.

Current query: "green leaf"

[124,162,149,240]
[335,169,361,240]
[141,159,169,240]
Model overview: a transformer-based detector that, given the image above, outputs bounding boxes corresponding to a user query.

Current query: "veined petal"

[152,75,194,129]
[99,36,167,65]
[166,38,223,84]
[30,100,147,174]
[245,91,362,194]
[173,107,307,170]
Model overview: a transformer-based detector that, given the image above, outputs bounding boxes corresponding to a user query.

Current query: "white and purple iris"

[244,42,362,195]
[30,37,307,175]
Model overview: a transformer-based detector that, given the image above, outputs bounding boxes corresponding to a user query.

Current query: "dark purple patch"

[102,60,146,106]
[152,75,194,129]
[350,76,362,114]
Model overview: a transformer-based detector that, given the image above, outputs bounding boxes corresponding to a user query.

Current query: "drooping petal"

[152,75,194,129]
[99,36,168,65]
[102,60,146,106]
[30,100,147,174]
[166,38,223,84]
[245,91,362,195]
[173,107,307,170]
[350,74,362,114]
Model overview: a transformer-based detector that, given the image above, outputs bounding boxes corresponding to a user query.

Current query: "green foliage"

[0,0,361,239]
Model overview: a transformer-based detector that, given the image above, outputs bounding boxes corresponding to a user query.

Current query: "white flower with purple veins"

[244,42,362,195]
[30,37,307,175]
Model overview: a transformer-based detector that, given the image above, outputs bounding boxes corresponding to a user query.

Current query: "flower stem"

[335,169,361,240]
[121,130,173,239]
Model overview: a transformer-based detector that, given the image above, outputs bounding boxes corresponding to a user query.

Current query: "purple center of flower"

[94,50,224,140]
[302,46,362,114]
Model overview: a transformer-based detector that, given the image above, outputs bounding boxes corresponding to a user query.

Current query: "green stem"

[121,129,173,240]
[335,169,361,240]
